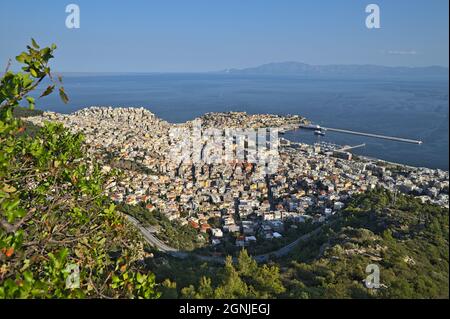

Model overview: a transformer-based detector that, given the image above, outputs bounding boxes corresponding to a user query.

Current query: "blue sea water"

[34,73,449,170]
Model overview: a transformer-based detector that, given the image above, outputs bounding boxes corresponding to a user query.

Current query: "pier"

[337,143,366,152]
[300,124,423,145]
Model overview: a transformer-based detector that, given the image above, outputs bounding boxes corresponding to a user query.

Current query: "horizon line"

[56,62,450,74]
[4,61,449,75]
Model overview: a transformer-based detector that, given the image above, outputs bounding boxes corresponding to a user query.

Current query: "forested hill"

[276,189,449,298]
[153,189,449,299]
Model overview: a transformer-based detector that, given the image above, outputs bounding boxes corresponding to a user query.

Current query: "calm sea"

[33,73,449,170]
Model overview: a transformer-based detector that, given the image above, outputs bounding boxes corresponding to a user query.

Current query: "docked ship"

[314,130,325,136]
[299,124,322,130]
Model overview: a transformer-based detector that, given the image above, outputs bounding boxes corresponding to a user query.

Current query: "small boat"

[314,130,325,136]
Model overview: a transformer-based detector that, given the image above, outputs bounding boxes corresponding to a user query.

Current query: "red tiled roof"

[189,221,199,229]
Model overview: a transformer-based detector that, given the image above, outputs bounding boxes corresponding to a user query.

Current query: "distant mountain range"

[220,62,449,77]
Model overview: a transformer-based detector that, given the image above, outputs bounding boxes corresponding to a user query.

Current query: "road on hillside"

[124,214,327,264]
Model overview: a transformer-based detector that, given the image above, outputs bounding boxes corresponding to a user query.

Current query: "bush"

[0,40,159,299]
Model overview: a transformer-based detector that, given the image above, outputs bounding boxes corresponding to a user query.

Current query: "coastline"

[21,106,449,256]
[21,107,449,175]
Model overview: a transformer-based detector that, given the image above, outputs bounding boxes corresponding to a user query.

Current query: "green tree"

[0,40,159,299]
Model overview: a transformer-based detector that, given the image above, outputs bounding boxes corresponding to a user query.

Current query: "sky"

[0,0,448,72]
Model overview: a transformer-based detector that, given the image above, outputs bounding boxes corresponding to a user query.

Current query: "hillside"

[280,189,449,298]
[147,189,449,299]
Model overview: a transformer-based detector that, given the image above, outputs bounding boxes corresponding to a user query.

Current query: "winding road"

[125,214,327,264]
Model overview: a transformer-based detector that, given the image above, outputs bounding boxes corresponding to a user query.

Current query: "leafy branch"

[0,41,159,299]
[0,39,68,124]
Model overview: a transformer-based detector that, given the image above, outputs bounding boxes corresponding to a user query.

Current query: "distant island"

[220,61,449,77]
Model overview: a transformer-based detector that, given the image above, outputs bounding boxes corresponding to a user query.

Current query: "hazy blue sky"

[1,0,448,72]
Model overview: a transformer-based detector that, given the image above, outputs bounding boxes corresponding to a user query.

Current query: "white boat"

[314,130,325,136]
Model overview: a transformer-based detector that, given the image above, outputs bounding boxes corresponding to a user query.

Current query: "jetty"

[300,124,423,145]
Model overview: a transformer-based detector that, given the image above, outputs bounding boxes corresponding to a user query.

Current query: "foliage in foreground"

[0,41,159,298]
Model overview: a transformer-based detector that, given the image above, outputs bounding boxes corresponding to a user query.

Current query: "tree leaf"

[5,247,14,258]
[30,68,38,77]
[2,184,17,193]
[26,96,35,110]
[40,85,55,98]
[15,53,28,63]
[59,87,69,104]
[26,96,35,103]
[31,38,40,49]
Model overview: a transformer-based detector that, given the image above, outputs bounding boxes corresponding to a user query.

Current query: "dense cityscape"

[24,107,449,255]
